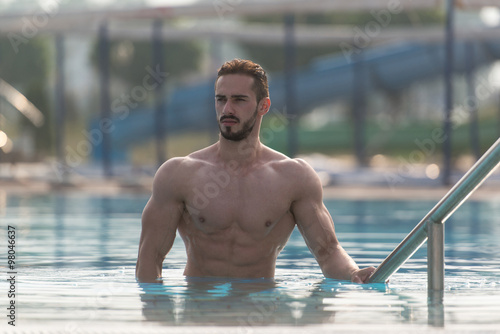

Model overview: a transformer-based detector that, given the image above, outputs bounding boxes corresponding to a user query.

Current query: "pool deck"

[2,323,499,334]
[1,161,499,201]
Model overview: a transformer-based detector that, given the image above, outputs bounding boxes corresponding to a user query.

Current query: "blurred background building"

[0,0,499,187]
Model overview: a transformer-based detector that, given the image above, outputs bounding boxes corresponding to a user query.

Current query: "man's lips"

[220,118,239,125]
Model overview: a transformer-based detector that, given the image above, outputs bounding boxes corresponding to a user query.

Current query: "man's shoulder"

[156,153,209,177]
[260,148,319,186]
[153,154,210,198]
[272,156,323,201]
[281,159,319,186]
[263,147,315,175]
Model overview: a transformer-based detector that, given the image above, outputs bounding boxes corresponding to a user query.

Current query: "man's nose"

[222,101,234,115]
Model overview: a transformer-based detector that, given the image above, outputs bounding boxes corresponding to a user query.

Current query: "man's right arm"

[136,158,185,283]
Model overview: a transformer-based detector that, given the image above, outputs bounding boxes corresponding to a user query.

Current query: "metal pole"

[284,13,298,157]
[465,41,481,160]
[210,36,223,144]
[498,91,500,138]
[442,0,455,186]
[369,137,500,283]
[55,34,67,182]
[428,222,445,330]
[352,51,367,167]
[152,19,166,168]
[99,21,112,178]
[368,213,428,283]
[428,289,445,327]
[428,220,444,291]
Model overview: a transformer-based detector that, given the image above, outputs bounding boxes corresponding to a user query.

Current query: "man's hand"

[350,267,376,284]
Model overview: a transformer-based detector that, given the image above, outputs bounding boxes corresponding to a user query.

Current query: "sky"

[0,0,199,13]
[0,0,198,7]
[0,0,498,28]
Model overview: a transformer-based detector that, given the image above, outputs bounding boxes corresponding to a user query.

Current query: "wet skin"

[136,74,375,283]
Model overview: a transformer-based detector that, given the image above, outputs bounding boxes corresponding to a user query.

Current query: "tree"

[0,36,53,159]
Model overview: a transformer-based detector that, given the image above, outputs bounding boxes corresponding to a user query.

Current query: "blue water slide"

[90,40,500,162]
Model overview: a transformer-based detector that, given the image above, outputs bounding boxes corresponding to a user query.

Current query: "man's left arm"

[290,160,375,283]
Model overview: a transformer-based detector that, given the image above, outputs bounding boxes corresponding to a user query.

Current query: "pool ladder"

[368,137,500,291]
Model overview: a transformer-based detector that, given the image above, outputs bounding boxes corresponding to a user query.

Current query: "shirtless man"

[136,59,375,283]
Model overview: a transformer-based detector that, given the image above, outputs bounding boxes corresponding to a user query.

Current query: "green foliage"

[24,80,52,157]
[0,37,51,90]
[0,36,53,157]
[262,116,499,158]
[245,10,444,26]
[242,10,444,72]
[90,37,202,89]
[241,43,339,73]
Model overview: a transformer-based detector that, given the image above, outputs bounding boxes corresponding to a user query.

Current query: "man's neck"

[217,134,263,168]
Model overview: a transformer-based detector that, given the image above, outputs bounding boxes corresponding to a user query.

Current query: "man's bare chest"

[180,167,295,236]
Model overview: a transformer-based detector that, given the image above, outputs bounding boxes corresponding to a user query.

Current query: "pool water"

[1,193,500,333]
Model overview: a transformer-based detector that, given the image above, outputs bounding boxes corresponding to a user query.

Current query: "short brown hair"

[216,59,269,103]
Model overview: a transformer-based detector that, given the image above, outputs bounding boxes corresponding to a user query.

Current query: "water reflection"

[4,194,499,327]
[428,289,445,327]
[138,278,395,326]
[54,195,66,267]
[99,196,111,266]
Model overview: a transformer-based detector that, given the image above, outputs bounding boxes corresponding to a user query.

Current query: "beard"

[218,108,258,142]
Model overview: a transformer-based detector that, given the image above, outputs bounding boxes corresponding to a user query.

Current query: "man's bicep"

[290,160,339,259]
[289,160,360,280]
[136,157,187,282]
[293,199,339,262]
[136,195,183,282]
[139,195,183,257]
[139,158,186,256]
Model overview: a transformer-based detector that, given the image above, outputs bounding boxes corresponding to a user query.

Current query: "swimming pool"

[1,192,499,333]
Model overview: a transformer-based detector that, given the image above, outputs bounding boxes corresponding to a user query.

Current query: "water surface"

[1,193,499,332]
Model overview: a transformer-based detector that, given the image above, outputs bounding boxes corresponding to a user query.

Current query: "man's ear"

[258,97,271,116]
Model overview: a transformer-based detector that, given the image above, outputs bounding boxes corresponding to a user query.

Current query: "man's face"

[215,74,260,142]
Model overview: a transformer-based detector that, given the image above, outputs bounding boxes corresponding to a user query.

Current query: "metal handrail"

[369,137,500,284]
